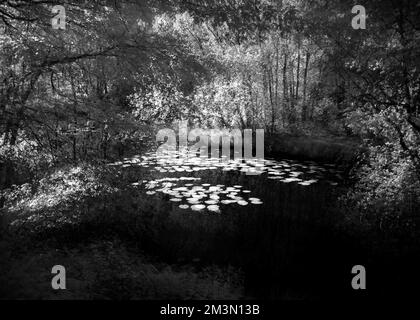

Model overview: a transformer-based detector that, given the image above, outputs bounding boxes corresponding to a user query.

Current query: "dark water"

[108,152,365,299]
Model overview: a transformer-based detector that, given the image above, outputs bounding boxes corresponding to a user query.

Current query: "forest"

[0,0,420,300]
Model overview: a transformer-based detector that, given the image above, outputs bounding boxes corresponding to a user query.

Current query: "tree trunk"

[302,51,310,121]
[295,39,301,100]
[273,37,280,133]
[282,52,288,124]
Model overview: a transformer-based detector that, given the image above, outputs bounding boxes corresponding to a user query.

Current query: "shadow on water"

[109,152,368,299]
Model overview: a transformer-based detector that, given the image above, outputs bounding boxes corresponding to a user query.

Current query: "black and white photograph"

[0,0,419,311]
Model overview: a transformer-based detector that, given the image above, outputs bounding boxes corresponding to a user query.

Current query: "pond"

[107,151,360,299]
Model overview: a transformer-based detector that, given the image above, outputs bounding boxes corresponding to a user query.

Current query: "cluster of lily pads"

[132,177,263,213]
[109,150,343,213]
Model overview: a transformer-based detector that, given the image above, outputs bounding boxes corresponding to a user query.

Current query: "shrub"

[342,143,420,233]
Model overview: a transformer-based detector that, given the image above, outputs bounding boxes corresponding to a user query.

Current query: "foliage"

[343,146,420,233]
[0,137,54,178]
[342,108,420,232]
[193,76,254,129]
[130,82,194,124]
